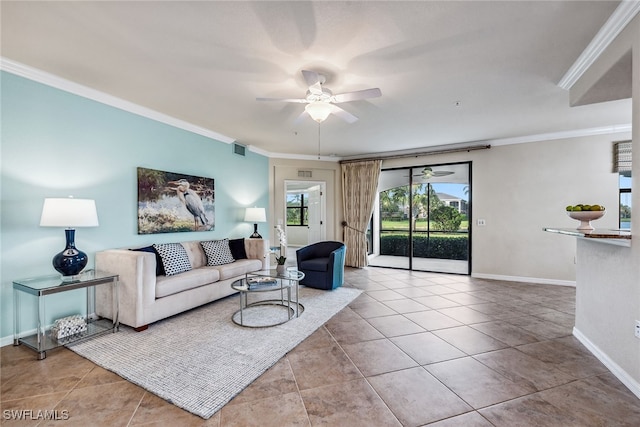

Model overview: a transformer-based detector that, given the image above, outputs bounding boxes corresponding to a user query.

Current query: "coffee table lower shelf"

[231,300,305,328]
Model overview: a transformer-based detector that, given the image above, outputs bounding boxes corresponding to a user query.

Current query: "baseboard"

[573,327,640,399]
[471,273,576,287]
[0,328,38,347]
[1,334,16,347]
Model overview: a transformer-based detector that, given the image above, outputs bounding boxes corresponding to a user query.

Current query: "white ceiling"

[1,1,633,159]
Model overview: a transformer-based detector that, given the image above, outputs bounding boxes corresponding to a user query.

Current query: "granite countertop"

[543,227,631,246]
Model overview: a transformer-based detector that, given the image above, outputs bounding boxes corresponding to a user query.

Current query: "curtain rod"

[339,144,491,164]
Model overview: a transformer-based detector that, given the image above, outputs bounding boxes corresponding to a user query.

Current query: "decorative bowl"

[567,210,605,230]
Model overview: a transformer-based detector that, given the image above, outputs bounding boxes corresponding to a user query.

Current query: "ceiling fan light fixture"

[422,167,433,179]
[305,102,332,123]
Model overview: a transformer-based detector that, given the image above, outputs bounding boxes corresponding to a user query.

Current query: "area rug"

[68,286,361,419]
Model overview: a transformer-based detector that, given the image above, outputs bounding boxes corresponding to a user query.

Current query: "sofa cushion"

[229,238,247,260]
[153,243,192,276]
[215,259,263,280]
[156,268,220,298]
[130,246,165,276]
[300,257,330,272]
[201,239,235,266]
[179,241,207,269]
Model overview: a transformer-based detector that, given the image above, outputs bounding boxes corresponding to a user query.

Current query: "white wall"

[383,133,626,283]
[571,13,640,397]
[270,132,629,284]
[287,226,308,246]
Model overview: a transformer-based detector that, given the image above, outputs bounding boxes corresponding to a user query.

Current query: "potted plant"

[275,255,286,274]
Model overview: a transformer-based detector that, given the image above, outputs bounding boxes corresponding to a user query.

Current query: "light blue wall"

[0,71,269,339]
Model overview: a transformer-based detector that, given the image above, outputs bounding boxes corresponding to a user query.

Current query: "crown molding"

[558,1,640,90]
[0,57,236,144]
[269,123,633,162]
[487,124,632,146]
[267,151,342,162]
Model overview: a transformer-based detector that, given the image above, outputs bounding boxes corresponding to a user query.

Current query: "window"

[619,173,631,229]
[287,193,309,226]
[613,141,632,230]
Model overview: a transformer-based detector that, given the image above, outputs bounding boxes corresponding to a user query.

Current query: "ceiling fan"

[256,70,381,123]
[407,167,455,179]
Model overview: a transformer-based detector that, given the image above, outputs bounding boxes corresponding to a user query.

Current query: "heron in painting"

[168,179,209,230]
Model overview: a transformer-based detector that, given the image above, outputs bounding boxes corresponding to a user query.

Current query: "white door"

[307,184,325,244]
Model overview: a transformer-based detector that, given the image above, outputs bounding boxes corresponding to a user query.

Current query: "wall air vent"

[233,143,246,156]
[298,170,312,178]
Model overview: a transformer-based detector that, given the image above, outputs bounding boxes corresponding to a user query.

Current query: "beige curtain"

[341,160,382,268]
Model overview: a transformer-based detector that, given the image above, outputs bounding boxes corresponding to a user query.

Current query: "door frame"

[371,161,472,275]
[284,180,327,246]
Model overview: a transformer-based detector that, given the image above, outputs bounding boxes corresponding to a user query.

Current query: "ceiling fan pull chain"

[317,123,321,160]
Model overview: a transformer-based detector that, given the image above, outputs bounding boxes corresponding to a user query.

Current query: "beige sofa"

[95,239,269,330]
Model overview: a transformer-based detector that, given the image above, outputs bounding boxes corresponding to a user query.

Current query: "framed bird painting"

[137,167,215,234]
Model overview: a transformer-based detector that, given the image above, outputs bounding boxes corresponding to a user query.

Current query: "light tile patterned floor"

[2,267,640,426]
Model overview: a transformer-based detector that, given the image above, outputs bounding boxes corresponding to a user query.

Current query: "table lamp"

[244,207,266,238]
[40,197,99,277]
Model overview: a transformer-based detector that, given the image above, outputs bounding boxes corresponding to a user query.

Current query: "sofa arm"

[95,249,157,328]
[244,238,269,270]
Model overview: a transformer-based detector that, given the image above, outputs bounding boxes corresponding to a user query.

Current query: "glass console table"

[13,269,119,359]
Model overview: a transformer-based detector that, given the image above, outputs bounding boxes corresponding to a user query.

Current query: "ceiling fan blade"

[329,104,358,123]
[256,97,309,103]
[332,88,382,103]
[301,70,323,95]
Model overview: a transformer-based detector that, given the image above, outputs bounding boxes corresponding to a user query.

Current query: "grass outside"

[381,219,468,232]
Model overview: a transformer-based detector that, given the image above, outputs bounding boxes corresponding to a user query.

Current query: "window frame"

[619,172,632,230]
[286,192,309,226]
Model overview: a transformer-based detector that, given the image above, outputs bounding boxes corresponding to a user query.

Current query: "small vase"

[276,265,285,275]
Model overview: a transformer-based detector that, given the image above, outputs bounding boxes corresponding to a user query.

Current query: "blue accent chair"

[296,241,346,290]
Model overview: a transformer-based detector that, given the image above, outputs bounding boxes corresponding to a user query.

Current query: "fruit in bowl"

[565,204,605,212]
[565,204,605,230]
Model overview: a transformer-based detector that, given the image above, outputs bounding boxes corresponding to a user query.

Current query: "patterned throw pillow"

[201,239,235,266]
[153,243,192,276]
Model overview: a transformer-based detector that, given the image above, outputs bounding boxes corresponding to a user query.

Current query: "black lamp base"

[52,229,88,277]
[249,223,262,239]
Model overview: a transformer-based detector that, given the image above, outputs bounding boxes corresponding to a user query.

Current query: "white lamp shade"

[305,102,332,123]
[40,198,99,227]
[244,207,266,223]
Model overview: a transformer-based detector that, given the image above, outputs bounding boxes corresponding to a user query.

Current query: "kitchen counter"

[543,227,631,247]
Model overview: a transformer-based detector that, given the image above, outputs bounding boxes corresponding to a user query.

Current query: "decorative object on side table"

[244,207,266,238]
[51,314,87,341]
[565,204,605,230]
[40,197,99,279]
[275,255,287,274]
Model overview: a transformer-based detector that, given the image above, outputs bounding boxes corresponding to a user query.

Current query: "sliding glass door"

[370,162,471,274]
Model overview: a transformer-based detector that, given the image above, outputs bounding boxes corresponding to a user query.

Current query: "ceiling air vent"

[233,143,246,156]
[297,170,312,178]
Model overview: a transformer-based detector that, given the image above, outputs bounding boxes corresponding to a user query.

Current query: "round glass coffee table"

[230,269,305,328]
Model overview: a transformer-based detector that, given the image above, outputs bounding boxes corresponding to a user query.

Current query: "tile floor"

[2,267,640,426]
